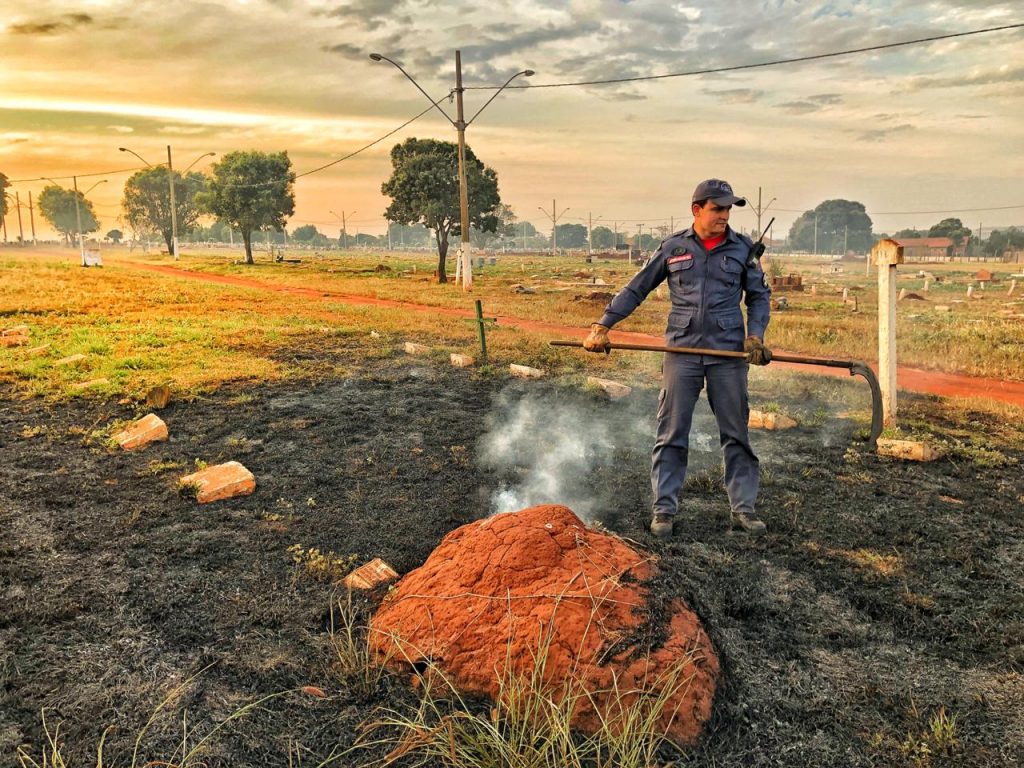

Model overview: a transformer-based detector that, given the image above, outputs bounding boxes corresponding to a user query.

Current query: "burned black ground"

[1,344,1022,767]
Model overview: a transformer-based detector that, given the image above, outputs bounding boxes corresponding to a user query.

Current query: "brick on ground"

[113,413,168,451]
[450,353,475,368]
[180,461,256,503]
[510,364,545,379]
[343,558,400,590]
[876,439,942,462]
[2,325,29,337]
[26,344,50,356]
[749,410,797,430]
[55,353,87,366]
[587,376,632,399]
[0,335,28,348]
[404,342,431,355]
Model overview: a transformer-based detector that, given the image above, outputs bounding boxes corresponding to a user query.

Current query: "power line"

[7,102,441,190]
[294,100,441,179]
[9,166,146,184]
[774,204,1024,215]
[465,23,1024,90]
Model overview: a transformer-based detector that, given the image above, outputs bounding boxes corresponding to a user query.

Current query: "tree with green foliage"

[893,228,926,239]
[122,167,206,254]
[984,227,1024,257]
[0,172,9,220]
[38,185,99,246]
[106,229,123,244]
[590,226,616,249]
[197,151,295,264]
[787,200,874,254]
[381,137,501,283]
[291,224,322,243]
[554,223,588,249]
[927,218,972,248]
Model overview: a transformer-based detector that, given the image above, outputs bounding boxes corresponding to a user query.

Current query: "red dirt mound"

[369,504,719,745]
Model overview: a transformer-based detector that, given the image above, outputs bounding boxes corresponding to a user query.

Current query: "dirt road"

[124,261,1024,406]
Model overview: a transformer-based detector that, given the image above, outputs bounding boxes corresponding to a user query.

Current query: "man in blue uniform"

[583,179,772,539]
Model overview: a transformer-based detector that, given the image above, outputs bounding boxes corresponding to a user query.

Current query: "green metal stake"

[475,299,488,362]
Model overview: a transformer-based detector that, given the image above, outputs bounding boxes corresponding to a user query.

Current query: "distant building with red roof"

[893,237,968,261]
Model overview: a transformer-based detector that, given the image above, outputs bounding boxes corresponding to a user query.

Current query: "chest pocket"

[667,258,694,284]
[719,255,744,284]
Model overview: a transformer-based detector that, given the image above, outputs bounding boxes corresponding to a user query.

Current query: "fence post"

[871,238,904,426]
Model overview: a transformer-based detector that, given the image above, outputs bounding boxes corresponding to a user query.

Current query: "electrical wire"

[465,23,1024,90]
[294,100,442,179]
[9,166,147,184]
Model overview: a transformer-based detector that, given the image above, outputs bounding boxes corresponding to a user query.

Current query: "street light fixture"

[538,202,569,254]
[330,209,356,249]
[119,146,215,261]
[370,50,533,289]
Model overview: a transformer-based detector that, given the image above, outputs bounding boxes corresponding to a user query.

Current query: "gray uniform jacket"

[598,226,771,356]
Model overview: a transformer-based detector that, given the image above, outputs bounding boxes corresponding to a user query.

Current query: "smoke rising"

[478,385,723,522]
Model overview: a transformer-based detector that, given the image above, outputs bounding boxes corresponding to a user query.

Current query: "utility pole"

[751,187,775,237]
[453,50,474,289]
[28,191,36,244]
[73,176,85,265]
[167,146,179,260]
[552,199,557,253]
[586,212,601,260]
[14,192,24,243]
[813,213,818,256]
[537,199,569,254]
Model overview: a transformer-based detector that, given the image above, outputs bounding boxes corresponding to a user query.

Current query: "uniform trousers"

[651,355,759,517]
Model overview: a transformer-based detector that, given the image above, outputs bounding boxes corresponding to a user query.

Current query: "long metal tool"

[551,340,882,449]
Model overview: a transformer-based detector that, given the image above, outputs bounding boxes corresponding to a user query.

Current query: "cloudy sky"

[2,0,1022,242]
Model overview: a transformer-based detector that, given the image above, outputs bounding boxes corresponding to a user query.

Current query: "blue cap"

[692,179,746,207]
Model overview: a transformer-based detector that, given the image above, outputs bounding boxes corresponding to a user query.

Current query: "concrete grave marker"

[876,439,942,462]
[510,364,545,379]
[749,410,797,430]
[55,353,87,367]
[587,376,632,399]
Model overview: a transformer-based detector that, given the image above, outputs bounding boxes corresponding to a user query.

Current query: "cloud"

[108,125,135,134]
[8,13,93,35]
[774,93,843,114]
[905,65,1024,90]
[702,87,765,104]
[857,123,915,142]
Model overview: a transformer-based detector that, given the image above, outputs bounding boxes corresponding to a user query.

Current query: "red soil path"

[125,261,1024,406]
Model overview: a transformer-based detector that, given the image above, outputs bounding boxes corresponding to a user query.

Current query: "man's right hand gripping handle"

[583,323,610,353]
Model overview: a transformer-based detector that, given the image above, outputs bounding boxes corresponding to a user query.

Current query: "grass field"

[1,244,1021,406]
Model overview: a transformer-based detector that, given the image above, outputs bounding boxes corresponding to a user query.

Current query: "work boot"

[730,510,767,536]
[650,513,674,540]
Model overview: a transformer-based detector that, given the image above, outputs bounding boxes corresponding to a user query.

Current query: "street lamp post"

[370,50,533,290]
[61,177,107,266]
[538,201,569,255]
[119,147,214,260]
[330,210,356,249]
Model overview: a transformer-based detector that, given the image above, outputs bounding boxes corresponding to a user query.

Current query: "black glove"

[744,336,772,366]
